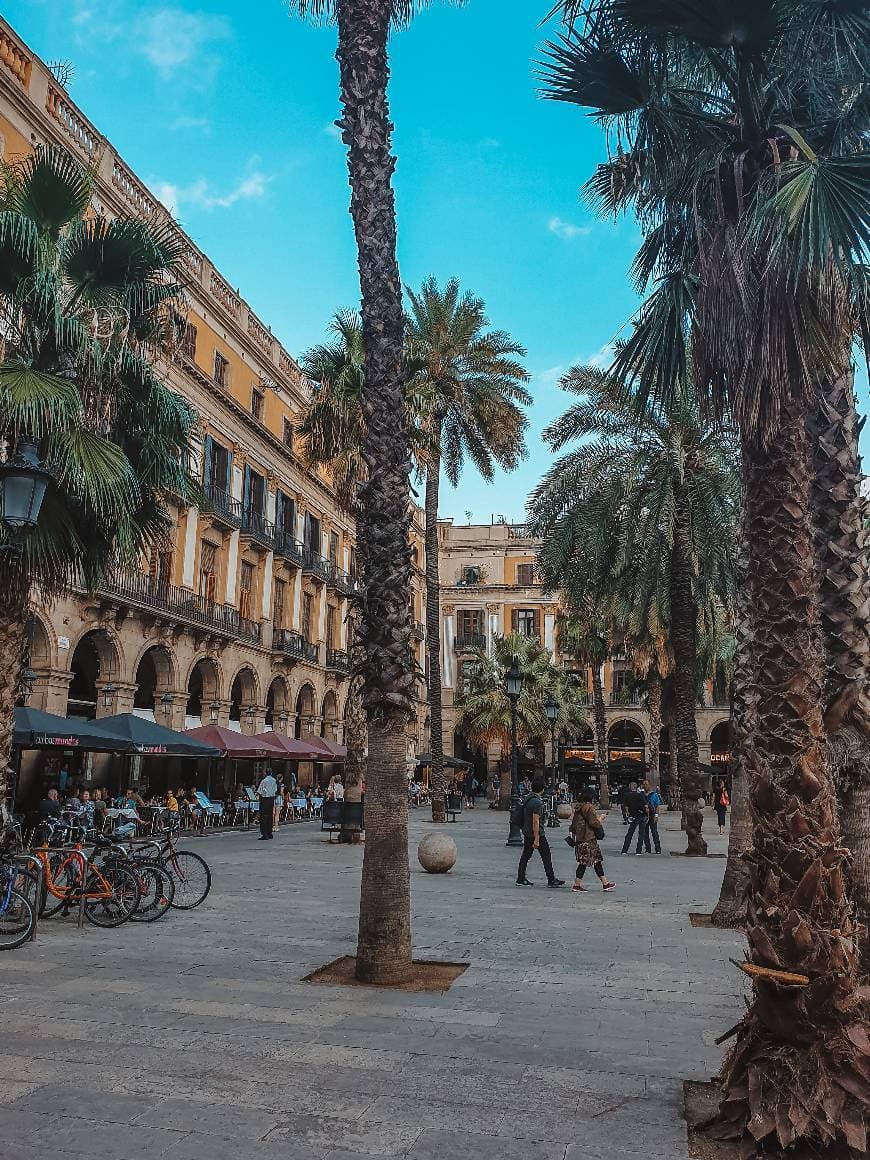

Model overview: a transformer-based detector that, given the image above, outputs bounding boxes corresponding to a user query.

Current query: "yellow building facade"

[0,18,429,792]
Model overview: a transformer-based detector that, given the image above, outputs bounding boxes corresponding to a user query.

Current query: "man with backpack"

[643,779,664,854]
[620,781,650,856]
[516,775,565,888]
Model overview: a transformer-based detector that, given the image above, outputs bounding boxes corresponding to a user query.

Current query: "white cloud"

[548,215,593,241]
[134,7,230,77]
[324,122,344,141]
[170,115,212,133]
[537,365,567,387]
[152,162,271,216]
[588,342,615,369]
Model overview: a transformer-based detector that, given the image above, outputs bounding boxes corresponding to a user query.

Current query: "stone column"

[486,603,501,657]
[224,531,240,605]
[544,605,556,654]
[441,604,455,689]
[181,508,199,589]
[37,670,74,715]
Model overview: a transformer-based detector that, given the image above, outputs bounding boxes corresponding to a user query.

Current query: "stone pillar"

[339,597,349,648]
[96,680,137,717]
[441,605,455,689]
[225,530,240,605]
[291,567,303,630]
[36,670,74,715]
[181,508,199,588]
[261,551,274,620]
[544,606,556,654]
[486,603,501,657]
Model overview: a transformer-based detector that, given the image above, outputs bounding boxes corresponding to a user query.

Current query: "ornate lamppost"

[505,655,524,847]
[544,692,560,828]
[0,437,50,529]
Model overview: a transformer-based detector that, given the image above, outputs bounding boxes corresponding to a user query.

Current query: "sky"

[10,3,663,520]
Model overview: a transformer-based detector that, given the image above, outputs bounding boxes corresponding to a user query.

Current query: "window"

[613,668,631,692]
[198,541,218,604]
[276,491,296,540]
[304,512,321,555]
[349,546,357,579]
[282,418,294,449]
[516,562,535,586]
[203,438,230,495]
[148,549,173,594]
[273,578,287,630]
[243,467,266,526]
[175,319,197,359]
[239,562,255,621]
[462,566,482,585]
[213,350,230,388]
[457,609,484,640]
[251,387,264,422]
[328,531,339,565]
[513,608,538,638]
[302,593,314,642]
[326,604,337,649]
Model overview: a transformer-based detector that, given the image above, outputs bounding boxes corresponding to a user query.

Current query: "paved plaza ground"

[0,805,746,1160]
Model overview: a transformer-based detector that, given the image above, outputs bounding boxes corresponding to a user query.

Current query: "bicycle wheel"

[83,865,140,928]
[0,889,35,951]
[129,861,175,922]
[163,849,211,910]
[40,854,81,918]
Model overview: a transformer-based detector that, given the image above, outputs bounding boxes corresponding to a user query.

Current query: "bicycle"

[0,858,36,951]
[96,838,175,923]
[134,828,211,910]
[35,839,140,928]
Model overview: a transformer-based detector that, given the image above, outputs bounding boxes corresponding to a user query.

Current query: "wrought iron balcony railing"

[96,570,260,644]
[326,648,350,673]
[302,547,335,583]
[274,534,304,567]
[454,632,486,652]
[411,621,425,641]
[609,690,643,707]
[203,484,242,527]
[273,627,305,658]
[240,510,276,549]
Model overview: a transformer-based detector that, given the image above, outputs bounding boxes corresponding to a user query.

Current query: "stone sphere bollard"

[556,802,574,820]
[418,832,457,874]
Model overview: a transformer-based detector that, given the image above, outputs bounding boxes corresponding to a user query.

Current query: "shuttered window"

[198,541,218,604]
[239,562,255,621]
[512,608,538,638]
[516,563,534,586]
[273,578,287,630]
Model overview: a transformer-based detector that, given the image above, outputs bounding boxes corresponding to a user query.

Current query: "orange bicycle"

[35,841,140,927]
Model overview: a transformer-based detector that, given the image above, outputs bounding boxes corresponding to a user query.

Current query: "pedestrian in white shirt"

[256,770,278,840]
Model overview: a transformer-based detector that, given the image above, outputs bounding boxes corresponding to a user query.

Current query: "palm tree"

[288,1,466,985]
[542,0,870,1145]
[406,277,531,823]
[455,632,588,770]
[0,144,196,830]
[299,312,368,842]
[528,362,738,854]
[557,602,611,805]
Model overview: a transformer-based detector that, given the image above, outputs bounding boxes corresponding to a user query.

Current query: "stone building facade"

[438,521,731,784]
[0,19,429,792]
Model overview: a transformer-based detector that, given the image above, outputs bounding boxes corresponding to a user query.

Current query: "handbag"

[564,833,576,848]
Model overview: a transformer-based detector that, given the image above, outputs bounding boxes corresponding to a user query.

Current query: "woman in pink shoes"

[569,789,616,892]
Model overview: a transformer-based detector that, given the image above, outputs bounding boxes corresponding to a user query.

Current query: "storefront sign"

[34,734,79,747]
[133,745,167,754]
[562,747,595,762]
[58,636,70,651]
[711,751,731,763]
[609,749,644,762]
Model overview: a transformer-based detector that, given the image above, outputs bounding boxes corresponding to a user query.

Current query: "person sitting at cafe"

[37,787,62,823]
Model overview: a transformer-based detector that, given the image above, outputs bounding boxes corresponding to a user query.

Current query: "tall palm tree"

[406,277,531,823]
[0,144,196,830]
[529,362,738,853]
[542,0,870,1145]
[288,1,466,984]
[455,632,588,764]
[557,602,611,805]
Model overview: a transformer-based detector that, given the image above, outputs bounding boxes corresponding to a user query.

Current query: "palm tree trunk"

[670,483,706,855]
[424,440,446,823]
[0,581,29,830]
[667,718,679,809]
[336,0,413,985]
[808,367,870,967]
[340,671,366,844]
[715,397,868,1152]
[591,663,610,806]
[646,670,662,788]
[711,471,754,927]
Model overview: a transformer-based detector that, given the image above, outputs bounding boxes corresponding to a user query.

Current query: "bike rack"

[12,853,43,942]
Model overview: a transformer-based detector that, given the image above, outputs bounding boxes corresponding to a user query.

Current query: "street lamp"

[160,692,173,720]
[209,700,221,723]
[102,682,116,710]
[504,655,524,847]
[0,437,50,529]
[19,667,37,702]
[544,693,560,828]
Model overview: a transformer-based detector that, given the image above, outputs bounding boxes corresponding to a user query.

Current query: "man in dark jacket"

[621,781,650,855]
[517,776,565,888]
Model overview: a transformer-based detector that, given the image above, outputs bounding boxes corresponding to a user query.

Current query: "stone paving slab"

[0,807,746,1159]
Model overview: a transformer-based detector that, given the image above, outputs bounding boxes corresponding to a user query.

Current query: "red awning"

[302,734,347,761]
[253,732,323,760]
[184,725,287,759]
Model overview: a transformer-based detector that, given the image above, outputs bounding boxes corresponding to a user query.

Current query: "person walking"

[713,779,730,833]
[618,782,631,825]
[621,781,650,856]
[643,779,663,854]
[256,769,278,841]
[517,775,565,888]
[569,789,616,892]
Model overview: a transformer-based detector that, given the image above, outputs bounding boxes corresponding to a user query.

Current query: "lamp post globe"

[0,437,50,530]
[505,656,524,847]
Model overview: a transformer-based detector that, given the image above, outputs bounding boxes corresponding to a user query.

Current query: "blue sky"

[8,3,743,522]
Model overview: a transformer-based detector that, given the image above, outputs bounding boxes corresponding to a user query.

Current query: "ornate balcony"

[203,484,242,528]
[95,571,260,644]
[240,510,276,550]
[326,648,350,673]
[303,547,335,584]
[454,632,486,653]
[275,534,304,567]
[411,621,425,641]
[273,627,306,659]
[609,690,643,707]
